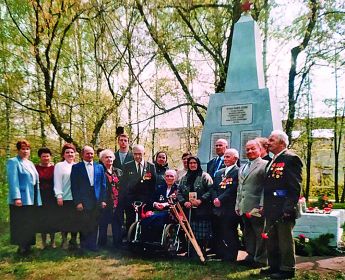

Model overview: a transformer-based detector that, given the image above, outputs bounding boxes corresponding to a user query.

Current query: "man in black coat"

[121,144,156,230]
[261,130,303,279]
[211,148,241,262]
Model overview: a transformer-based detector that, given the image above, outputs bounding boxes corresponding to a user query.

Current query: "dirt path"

[296,255,345,274]
[238,250,345,274]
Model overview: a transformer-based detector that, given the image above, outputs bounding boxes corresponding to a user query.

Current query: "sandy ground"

[237,250,345,274]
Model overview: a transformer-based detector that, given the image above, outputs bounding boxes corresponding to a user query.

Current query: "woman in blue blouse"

[7,140,42,255]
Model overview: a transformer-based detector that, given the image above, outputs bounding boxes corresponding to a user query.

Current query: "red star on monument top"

[241,1,252,12]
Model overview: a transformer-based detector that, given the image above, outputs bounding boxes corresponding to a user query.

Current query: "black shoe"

[270,271,295,279]
[260,267,279,276]
[237,259,255,267]
[252,262,267,269]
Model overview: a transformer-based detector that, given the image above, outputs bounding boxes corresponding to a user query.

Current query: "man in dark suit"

[113,133,134,170]
[211,148,241,262]
[260,130,302,279]
[207,138,228,179]
[71,145,107,251]
[235,140,268,268]
[121,144,156,231]
[113,133,134,241]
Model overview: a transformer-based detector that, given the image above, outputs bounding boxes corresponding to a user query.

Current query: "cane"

[187,207,191,257]
[168,197,205,263]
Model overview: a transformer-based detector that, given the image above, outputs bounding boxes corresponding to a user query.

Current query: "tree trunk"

[285,0,318,143]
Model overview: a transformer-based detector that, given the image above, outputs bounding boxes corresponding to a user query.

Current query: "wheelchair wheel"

[127,221,140,245]
[163,224,182,254]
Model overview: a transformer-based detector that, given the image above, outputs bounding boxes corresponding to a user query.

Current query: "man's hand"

[14,199,22,207]
[57,198,63,207]
[213,198,221,208]
[76,203,84,211]
[101,202,107,209]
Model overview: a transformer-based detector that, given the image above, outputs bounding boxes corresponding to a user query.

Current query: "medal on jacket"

[219,176,232,189]
[142,168,152,182]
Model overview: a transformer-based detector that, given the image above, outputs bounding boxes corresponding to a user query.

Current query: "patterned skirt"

[190,219,212,240]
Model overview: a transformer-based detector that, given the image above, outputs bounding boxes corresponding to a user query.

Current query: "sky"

[147,1,345,130]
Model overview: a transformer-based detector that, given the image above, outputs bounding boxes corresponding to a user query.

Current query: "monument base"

[294,209,345,247]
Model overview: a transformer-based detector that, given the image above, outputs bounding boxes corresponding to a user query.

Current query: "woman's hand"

[184,201,192,208]
[191,199,202,207]
[57,198,63,207]
[14,199,22,207]
[76,203,84,211]
[154,202,164,210]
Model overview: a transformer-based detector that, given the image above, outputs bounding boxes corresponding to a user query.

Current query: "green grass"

[0,226,344,280]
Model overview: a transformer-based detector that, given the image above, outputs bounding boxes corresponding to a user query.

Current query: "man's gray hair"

[132,144,145,153]
[99,149,115,161]
[81,145,94,154]
[224,148,239,158]
[216,138,228,147]
[270,130,289,147]
[165,169,177,178]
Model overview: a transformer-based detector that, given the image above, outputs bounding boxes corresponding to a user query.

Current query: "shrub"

[295,233,337,256]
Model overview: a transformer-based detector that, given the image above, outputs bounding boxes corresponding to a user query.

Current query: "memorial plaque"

[210,132,231,159]
[221,104,253,125]
[240,130,262,160]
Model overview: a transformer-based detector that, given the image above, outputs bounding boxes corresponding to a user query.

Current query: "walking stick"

[168,197,206,263]
[187,208,191,257]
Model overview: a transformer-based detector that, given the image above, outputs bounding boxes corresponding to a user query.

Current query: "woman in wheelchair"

[139,169,178,242]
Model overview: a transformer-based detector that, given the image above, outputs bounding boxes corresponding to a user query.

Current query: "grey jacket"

[235,157,267,215]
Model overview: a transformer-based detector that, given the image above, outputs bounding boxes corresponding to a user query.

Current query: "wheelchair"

[127,201,184,255]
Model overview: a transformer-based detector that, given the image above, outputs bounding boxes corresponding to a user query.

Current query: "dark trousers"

[98,207,123,247]
[266,218,296,272]
[213,215,240,261]
[80,208,100,251]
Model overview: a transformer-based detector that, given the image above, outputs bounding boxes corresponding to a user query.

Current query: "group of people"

[7,130,302,280]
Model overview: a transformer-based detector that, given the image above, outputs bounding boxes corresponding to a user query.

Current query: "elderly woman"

[35,147,56,248]
[177,156,213,257]
[154,151,169,187]
[140,169,178,242]
[98,149,123,248]
[7,140,42,254]
[54,143,77,249]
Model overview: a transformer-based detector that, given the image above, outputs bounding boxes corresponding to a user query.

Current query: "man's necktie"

[213,157,221,177]
[243,161,251,177]
[138,163,142,176]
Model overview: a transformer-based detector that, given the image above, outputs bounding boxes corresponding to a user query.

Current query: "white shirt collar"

[273,148,287,160]
[83,160,93,166]
[225,164,236,174]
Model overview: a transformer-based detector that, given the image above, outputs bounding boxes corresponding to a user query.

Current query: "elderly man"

[260,130,303,279]
[113,133,134,170]
[211,148,241,262]
[71,145,107,252]
[207,139,228,179]
[121,144,156,230]
[235,140,268,268]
